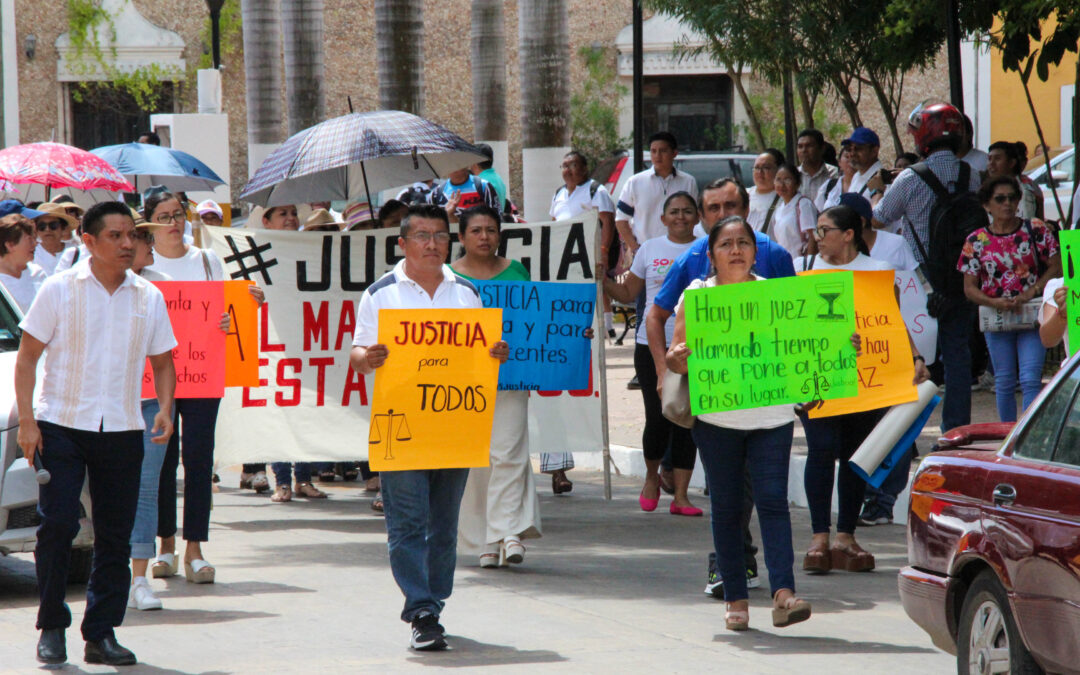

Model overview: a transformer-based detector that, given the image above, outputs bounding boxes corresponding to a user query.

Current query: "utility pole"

[632,0,643,170]
[946,0,964,111]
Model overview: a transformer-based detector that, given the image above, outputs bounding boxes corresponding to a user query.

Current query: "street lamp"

[205,0,225,69]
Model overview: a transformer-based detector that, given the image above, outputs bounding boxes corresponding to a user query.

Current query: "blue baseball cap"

[843,127,880,147]
[0,199,45,219]
[838,192,873,224]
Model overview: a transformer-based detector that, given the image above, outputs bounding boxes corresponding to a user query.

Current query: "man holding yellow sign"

[350,205,509,653]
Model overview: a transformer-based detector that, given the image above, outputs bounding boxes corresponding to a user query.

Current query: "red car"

[899,358,1080,675]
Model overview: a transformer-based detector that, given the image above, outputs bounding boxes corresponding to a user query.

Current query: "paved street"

[0,332,1010,673]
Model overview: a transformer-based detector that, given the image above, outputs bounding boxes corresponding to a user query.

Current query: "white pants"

[457,390,542,555]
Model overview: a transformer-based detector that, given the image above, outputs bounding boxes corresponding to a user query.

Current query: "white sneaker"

[127,578,163,611]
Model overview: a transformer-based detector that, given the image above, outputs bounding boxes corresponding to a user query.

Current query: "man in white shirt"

[748,148,784,233]
[959,114,989,175]
[797,129,838,200]
[845,127,886,202]
[350,204,508,652]
[16,201,176,667]
[615,131,698,255]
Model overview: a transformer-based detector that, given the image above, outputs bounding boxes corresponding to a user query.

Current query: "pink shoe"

[639,488,660,512]
[670,503,703,517]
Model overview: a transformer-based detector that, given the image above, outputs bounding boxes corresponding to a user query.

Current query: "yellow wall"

[989,16,1077,151]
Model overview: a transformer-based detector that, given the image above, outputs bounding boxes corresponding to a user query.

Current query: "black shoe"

[627,375,641,390]
[410,614,447,651]
[84,636,136,666]
[36,628,66,664]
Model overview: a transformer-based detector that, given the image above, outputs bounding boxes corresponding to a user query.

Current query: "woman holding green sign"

[666,216,812,631]
[603,191,701,516]
[451,205,542,568]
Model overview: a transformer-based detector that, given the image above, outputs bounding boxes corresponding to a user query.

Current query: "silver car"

[1026,146,1076,226]
[0,285,93,583]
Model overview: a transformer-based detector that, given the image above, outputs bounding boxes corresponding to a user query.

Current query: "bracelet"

[913,355,925,364]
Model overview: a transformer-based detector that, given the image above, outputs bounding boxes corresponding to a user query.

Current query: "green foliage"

[570,45,630,168]
[197,0,243,69]
[731,88,847,153]
[65,0,178,113]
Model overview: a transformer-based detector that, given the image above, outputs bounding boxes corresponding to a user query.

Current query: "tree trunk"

[518,0,569,220]
[281,0,326,135]
[375,0,424,115]
[471,0,506,141]
[867,72,905,157]
[830,72,863,128]
[241,0,284,174]
[796,80,815,130]
[727,62,765,150]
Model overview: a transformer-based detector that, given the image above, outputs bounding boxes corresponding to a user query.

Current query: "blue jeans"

[380,468,469,622]
[983,328,1045,422]
[130,400,170,560]
[801,408,886,534]
[938,302,976,434]
[35,422,142,641]
[692,421,795,602]
[270,462,333,485]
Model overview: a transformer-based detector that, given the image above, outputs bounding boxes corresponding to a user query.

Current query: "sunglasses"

[133,229,155,245]
[36,219,66,231]
[992,193,1021,204]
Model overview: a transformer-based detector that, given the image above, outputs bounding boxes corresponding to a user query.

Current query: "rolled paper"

[849,380,940,487]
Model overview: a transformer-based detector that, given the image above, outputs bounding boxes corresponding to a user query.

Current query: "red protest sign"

[142,281,226,399]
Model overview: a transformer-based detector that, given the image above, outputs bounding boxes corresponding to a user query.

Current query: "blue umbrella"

[239,110,485,207]
[90,143,225,192]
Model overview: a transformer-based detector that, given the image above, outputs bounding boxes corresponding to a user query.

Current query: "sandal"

[371,492,384,513]
[831,542,875,572]
[551,470,573,495]
[772,592,811,627]
[725,602,749,631]
[802,544,832,574]
[151,552,178,579]
[184,556,216,584]
[271,485,292,503]
[318,470,337,483]
[342,462,360,482]
[251,471,270,493]
[364,476,380,492]
[294,482,328,498]
[502,537,525,564]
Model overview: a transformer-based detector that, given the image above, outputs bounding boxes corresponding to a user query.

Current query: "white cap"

[196,199,223,218]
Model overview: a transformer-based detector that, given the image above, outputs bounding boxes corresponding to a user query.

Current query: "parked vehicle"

[0,287,93,583]
[899,353,1080,674]
[1025,145,1075,226]
[596,150,758,204]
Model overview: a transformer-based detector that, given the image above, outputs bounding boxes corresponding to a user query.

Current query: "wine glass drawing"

[816,282,846,321]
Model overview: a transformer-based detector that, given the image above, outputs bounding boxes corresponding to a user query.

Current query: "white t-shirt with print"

[629,235,695,346]
[144,246,224,282]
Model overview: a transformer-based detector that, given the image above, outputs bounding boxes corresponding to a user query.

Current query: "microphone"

[31,453,50,485]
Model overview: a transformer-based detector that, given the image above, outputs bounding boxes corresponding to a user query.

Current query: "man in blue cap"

[0,199,46,220]
[844,128,886,202]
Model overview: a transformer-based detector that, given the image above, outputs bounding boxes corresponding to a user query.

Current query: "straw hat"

[303,208,344,231]
[33,202,79,228]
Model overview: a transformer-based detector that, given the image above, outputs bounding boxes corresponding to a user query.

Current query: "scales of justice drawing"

[369,409,412,460]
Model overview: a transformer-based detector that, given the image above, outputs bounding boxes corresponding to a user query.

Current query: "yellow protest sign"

[369,308,503,471]
[802,269,918,417]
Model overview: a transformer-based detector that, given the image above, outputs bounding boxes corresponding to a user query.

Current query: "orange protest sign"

[224,280,260,387]
[801,269,918,417]
[369,308,502,471]
[142,281,226,399]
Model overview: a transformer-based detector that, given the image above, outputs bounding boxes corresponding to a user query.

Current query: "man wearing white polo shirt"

[615,132,698,255]
[350,204,508,652]
[17,201,176,667]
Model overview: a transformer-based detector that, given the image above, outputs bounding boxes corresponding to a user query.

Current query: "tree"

[570,45,627,168]
[518,0,570,220]
[281,0,326,135]
[241,0,284,171]
[375,0,424,115]
[471,0,508,176]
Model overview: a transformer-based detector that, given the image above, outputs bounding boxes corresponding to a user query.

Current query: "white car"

[1026,146,1076,226]
[0,286,93,583]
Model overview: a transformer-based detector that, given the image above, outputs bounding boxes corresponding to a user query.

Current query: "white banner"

[895,270,938,366]
[208,212,602,464]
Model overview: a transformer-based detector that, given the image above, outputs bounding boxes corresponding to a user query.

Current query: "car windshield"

[0,290,21,353]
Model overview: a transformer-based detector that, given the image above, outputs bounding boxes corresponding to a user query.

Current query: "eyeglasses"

[559,162,584,170]
[153,211,187,224]
[992,193,1021,204]
[36,219,66,231]
[752,165,776,173]
[775,176,798,185]
[407,231,451,244]
[814,226,842,238]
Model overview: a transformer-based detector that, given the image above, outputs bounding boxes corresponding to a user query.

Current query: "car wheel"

[956,570,1041,675]
[68,547,92,585]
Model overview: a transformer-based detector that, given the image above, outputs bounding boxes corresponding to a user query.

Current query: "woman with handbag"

[958,175,1061,422]
[603,191,700,516]
[666,216,822,631]
[771,163,818,258]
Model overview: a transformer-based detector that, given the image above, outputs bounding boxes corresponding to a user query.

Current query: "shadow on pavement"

[220,517,387,535]
[153,580,315,599]
[123,607,278,626]
[713,631,939,655]
[406,636,566,667]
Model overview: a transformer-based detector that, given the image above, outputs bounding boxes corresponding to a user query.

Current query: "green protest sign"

[1061,230,1080,356]
[685,273,858,414]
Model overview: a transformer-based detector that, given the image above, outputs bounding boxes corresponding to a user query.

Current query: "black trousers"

[35,421,142,641]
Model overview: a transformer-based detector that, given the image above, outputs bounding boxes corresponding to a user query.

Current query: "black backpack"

[909,161,983,301]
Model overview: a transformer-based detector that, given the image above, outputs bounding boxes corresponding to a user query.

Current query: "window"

[1034,151,1076,187]
[70,83,174,150]
[642,76,734,152]
[1052,369,1080,466]
[1014,367,1080,462]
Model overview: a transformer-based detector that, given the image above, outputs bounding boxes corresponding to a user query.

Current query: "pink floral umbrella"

[0,142,133,200]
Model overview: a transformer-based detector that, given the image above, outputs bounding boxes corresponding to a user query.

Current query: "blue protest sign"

[475,281,595,391]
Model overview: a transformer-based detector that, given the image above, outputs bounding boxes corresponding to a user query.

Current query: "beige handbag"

[661,369,695,429]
